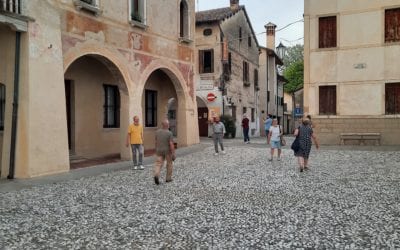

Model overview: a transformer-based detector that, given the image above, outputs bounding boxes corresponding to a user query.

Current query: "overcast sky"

[197,0,304,48]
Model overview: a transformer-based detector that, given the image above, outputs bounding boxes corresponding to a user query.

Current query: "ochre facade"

[0,0,199,178]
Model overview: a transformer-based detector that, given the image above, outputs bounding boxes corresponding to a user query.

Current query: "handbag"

[291,126,301,152]
[291,137,300,152]
[280,137,286,146]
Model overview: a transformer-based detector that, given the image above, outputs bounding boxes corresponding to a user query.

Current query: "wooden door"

[198,107,209,137]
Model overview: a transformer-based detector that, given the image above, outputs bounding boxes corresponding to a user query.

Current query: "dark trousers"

[243,128,250,142]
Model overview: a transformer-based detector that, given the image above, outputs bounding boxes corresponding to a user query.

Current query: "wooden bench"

[340,133,381,146]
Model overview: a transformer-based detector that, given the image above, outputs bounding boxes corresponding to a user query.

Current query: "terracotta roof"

[196,6,244,23]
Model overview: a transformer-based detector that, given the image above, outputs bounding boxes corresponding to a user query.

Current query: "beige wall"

[65,56,127,158]
[304,0,400,145]
[0,25,16,178]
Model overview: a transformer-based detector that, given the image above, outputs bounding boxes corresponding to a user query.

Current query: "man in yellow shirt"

[126,116,144,170]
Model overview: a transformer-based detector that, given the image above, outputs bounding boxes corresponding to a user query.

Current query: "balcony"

[0,0,31,32]
[1,0,21,14]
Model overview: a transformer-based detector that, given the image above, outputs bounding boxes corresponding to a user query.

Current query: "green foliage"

[284,61,304,93]
[282,44,304,93]
[220,115,236,139]
[282,44,304,68]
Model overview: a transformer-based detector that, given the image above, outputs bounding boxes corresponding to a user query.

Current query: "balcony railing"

[0,0,21,15]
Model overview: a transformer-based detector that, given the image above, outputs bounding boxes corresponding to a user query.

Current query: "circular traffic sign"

[207,93,216,102]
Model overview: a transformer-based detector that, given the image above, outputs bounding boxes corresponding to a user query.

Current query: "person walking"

[294,116,319,172]
[267,119,283,161]
[126,116,144,170]
[242,114,250,144]
[153,119,176,185]
[212,116,226,156]
[263,114,273,137]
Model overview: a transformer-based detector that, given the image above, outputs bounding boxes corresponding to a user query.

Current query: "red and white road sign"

[207,93,216,102]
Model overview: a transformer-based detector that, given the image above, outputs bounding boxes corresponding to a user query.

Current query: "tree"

[282,44,303,68]
[282,44,304,93]
[283,60,303,93]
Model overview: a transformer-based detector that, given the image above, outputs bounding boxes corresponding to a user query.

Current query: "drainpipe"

[8,31,21,179]
[266,51,269,116]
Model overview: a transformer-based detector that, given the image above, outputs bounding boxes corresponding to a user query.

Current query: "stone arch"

[63,45,133,164]
[63,44,133,95]
[139,59,193,148]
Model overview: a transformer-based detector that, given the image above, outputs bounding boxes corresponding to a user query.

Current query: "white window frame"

[74,0,101,16]
[129,0,147,29]
[178,0,192,44]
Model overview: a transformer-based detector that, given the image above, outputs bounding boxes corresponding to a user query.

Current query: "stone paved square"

[1,139,400,249]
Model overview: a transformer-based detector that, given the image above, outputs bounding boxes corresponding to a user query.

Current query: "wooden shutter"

[319,16,337,48]
[319,86,336,115]
[385,8,400,43]
[386,83,400,114]
[210,49,214,73]
[199,50,204,74]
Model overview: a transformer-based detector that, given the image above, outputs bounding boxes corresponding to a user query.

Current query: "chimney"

[265,22,277,50]
[230,0,239,11]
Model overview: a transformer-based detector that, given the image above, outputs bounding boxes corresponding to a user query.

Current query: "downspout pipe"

[266,52,269,116]
[8,31,21,179]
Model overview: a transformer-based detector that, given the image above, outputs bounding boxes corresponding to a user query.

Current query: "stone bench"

[340,133,381,146]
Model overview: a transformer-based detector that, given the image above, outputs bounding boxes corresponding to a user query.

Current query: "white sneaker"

[277,157,281,161]
[268,158,273,162]
[133,165,138,170]
[214,153,219,156]
[139,165,144,170]
[221,151,226,154]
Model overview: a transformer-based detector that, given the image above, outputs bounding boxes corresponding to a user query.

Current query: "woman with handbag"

[293,116,319,172]
[267,119,283,161]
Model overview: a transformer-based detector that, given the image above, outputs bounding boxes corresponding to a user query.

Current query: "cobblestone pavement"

[1,138,400,249]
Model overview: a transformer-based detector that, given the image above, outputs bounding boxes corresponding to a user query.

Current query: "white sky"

[197,0,304,48]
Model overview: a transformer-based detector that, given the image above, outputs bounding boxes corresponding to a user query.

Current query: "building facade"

[0,0,199,179]
[195,0,260,138]
[304,0,400,145]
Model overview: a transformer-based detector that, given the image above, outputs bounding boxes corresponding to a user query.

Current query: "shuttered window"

[385,83,400,114]
[103,85,120,128]
[145,90,157,127]
[385,8,400,43]
[319,16,337,48]
[243,61,249,85]
[199,49,214,74]
[319,86,336,115]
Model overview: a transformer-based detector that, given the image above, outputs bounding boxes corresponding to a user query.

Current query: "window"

[319,16,337,48]
[239,27,242,42]
[385,83,400,114]
[251,108,255,122]
[228,52,232,73]
[319,86,336,115]
[199,49,214,73]
[385,8,400,43]
[130,0,146,24]
[145,90,157,127]
[254,69,258,88]
[103,85,120,128]
[243,61,249,85]
[180,0,189,38]
[267,91,270,102]
[203,28,212,36]
[0,83,5,131]
[81,0,96,5]
[75,0,101,15]
[243,107,247,114]
[280,97,284,106]
[248,36,252,47]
